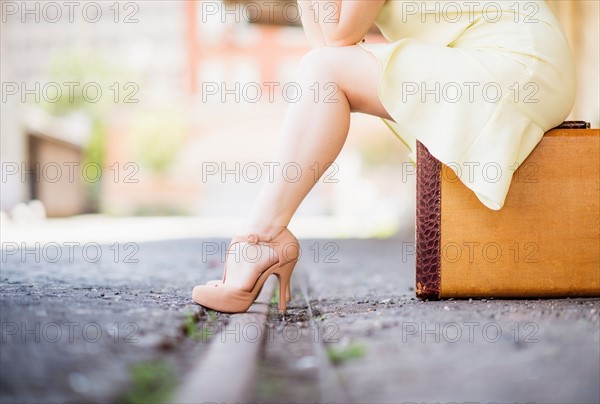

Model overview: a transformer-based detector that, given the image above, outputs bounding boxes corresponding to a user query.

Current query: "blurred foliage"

[326,342,366,365]
[119,359,176,404]
[41,49,136,212]
[129,107,187,175]
[82,120,107,211]
[43,49,132,118]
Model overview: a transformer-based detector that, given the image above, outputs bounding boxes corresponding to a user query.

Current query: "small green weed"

[119,359,176,403]
[326,342,366,365]
[182,311,214,341]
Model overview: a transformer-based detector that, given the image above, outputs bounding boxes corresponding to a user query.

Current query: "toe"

[192,285,204,303]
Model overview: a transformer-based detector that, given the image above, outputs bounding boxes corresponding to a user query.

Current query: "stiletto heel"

[276,260,296,314]
[192,227,300,313]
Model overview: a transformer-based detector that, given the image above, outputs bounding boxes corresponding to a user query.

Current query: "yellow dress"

[359,0,576,210]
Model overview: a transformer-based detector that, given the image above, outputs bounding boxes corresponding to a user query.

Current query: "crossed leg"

[220,45,394,290]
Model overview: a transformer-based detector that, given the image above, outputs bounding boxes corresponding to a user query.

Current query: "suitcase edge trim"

[415,140,442,300]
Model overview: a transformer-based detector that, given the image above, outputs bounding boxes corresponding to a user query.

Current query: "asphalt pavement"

[1,236,598,403]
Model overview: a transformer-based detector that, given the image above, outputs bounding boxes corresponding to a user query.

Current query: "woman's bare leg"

[223,45,394,289]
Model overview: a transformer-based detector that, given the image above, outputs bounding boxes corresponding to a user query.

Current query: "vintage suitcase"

[415,121,600,299]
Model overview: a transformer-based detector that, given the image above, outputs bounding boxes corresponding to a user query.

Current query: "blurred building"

[1,0,188,213]
[1,1,598,232]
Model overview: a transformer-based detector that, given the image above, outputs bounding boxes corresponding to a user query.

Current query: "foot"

[205,278,292,301]
[192,225,300,313]
[222,242,279,290]
[217,225,288,291]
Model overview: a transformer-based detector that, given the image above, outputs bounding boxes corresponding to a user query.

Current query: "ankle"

[238,223,287,239]
[238,216,288,236]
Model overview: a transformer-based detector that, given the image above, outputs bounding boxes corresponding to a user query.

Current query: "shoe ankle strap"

[231,226,288,245]
[228,227,299,264]
[231,233,264,245]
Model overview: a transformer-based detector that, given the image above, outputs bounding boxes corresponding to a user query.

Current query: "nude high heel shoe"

[204,279,292,301]
[192,227,299,314]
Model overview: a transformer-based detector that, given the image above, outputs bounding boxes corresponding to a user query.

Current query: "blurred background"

[1,0,598,244]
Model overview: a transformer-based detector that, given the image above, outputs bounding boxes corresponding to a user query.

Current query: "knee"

[298,48,340,83]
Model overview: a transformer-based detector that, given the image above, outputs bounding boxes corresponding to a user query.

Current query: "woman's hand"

[311,0,386,47]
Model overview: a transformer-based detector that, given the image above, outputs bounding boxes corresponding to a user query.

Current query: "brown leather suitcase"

[415,121,600,299]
